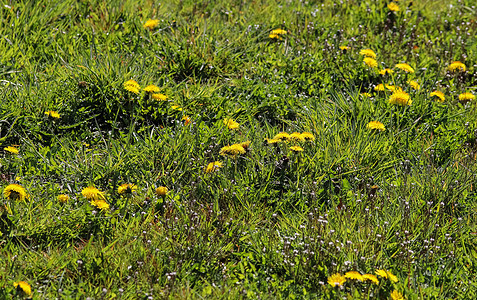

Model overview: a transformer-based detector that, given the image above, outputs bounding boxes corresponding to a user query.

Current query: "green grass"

[1,0,477,298]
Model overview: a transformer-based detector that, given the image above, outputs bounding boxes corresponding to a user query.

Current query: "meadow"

[1,0,477,298]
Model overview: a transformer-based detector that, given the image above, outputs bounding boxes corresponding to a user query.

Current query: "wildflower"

[143,85,161,93]
[266,138,281,145]
[430,91,445,102]
[155,186,168,197]
[386,85,402,92]
[143,19,159,30]
[124,80,140,94]
[219,144,246,157]
[390,290,405,300]
[117,183,137,195]
[223,118,240,130]
[290,132,305,142]
[205,161,223,173]
[388,2,400,11]
[124,79,140,88]
[273,132,291,141]
[271,29,287,35]
[339,46,350,51]
[81,186,105,201]
[363,57,378,68]
[3,184,27,201]
[152,93,168,101]
[90,199,110,210]
[58,194,69,203]
[240,140,251,151]
[379,68,394,75]
[375,269,398,282]
[171,105,182,111]
[361,92,372,98]
[367,121,385,131]
[448,61,466,72]
[327,273,346,287]
[300,132,315,141]
[290,146,304,152]
[458,92,475,102]
[345,271,364,281]
[408,80,420,90]
[45,111,60,119]
[362,274,379,284]
[269,33,280,39]
[182,116,191,125]
[13,281,32,297]
[359,49,377,59]
[389,91,412,106]
[374,84,386,92]
[4,146,19,155]
[395,63,414,73]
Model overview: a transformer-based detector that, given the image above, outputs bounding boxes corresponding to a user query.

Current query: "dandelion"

[359,49,377,59]
[219,144,246,157]
[223,118,240,130]
[327,273,346,287]
[390,290,405,300]
[339,46,350,51]
[90,199,110,210]
[379,68,394,75]
[81,186,105,201]
[367,121,385,131]
[143,19,159,30]
[386,85,402,92]
[143,85,161,93]
[124,79,140,94]
[290,146,304,152]
[182,116,191,125]
[363,57,378,68]
[300,132,315,141]
[240,140,251,151]
[388,2,400,11]
[271,29,287,35]
[4,146,19,155]
[117,183,137,195]
[448,61,466,72]
[458,92,475,102]
[273,132,291,141]
[205,161,223,173]
[389,91,412,106]
[345,271,364,281]
[361,92,372,98]
[430,91,445,102]
[408,80,420,90]
[362,274,379,284]
[13,281,32,297]
[290,132,305,142]
[3,184,27,201]
[58,194,69,203]
[152,93,168,101]
[155,186,168,197]
[374,84,386,92]
[171,105,182,111]
[266,138,281,145]
[395,63,415,73]
[44,111,60,119]
[375,269,398,282]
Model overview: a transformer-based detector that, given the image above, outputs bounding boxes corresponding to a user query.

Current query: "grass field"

[1,0,477,298]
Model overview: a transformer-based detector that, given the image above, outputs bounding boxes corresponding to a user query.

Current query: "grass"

[1,0,477,298]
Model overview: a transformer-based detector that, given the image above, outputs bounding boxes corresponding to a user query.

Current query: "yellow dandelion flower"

[117,183,137,195]
[390,290,405,300]
[124,79,140,88]
[375,269,398,282]
[361,92,372,98]
[4,146,19,155]
[3,184,27,201]
[155,186,168,197]
[458,92,475,102]
[388,2,400,12]
[345,271,364,281]
[269,33,281,39]
[273,132,291,141]
[223,118,240,130]
[362,274,379,284]
[143,19,159,30]
[171,105,182,111]
[430,90,445,102]
[90,199,110,210]
[57,194,69,203]
[152,93,168,101]
[240,140,251,151]
[389,90,412,106]
[300,132,315,141]
[339,46,350,51]
[290,146,304,152]
[182,115,191,125]
[45,111,60,119]
[364,57,378,68]
[367,121,386,131]
[386,84,402,92]
[448,61,466,72]
[374,84,386,92]
[290,132,305,142]
[327,273,346,287]
[271,29,287,35]
[81,186,105,201]
[379,68,394,75]
[143,85,161,93]
[359,49,377,59]
[395,63,415,73]
[266,138,281,145]
[205,161,223,173]
[219,144,246,157]
[13,281,32,297]
[408,80,420,90]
